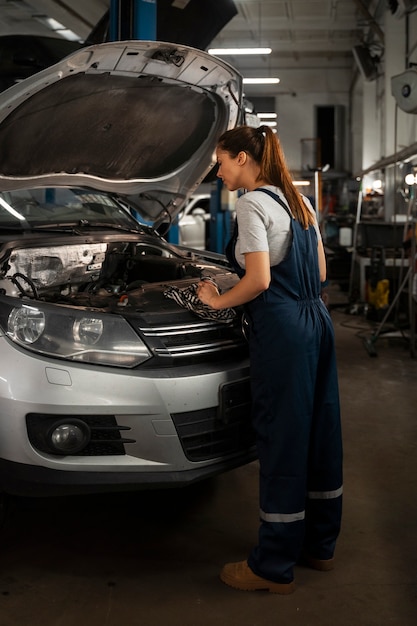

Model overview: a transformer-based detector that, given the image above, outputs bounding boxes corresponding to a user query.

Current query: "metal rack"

[362,200,416,358]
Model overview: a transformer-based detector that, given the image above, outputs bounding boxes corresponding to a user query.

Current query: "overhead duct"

[352,45,379,81]
[391,69,417,113]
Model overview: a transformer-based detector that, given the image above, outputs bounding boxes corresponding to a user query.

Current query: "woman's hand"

[197,251,270,310]
[197,280,220,309]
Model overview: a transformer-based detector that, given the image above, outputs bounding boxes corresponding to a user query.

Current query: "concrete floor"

[1,285,417,626]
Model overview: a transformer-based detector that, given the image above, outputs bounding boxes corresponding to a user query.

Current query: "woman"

[197,125,343,594]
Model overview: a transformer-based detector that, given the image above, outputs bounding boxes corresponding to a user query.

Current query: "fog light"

[47,419,91,454]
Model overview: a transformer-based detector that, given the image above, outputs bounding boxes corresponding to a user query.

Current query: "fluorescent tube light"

[257,113,277,119]
[208,47,272,55]
[243,78,280,85]
[35,16,82,41]
[57,30,82,41]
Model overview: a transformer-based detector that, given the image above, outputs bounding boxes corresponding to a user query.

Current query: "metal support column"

[109,0,156,41]
[109,2,177,241]
[209,180,232,254]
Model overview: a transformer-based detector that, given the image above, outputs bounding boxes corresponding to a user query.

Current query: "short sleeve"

[235,196,270,254]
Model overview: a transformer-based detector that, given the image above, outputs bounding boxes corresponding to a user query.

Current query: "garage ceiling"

[0,0,381,96]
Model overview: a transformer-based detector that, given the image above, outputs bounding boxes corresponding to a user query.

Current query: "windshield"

[0,187,142,230]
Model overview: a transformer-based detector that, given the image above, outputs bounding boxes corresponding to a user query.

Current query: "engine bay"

[0,239,226,310]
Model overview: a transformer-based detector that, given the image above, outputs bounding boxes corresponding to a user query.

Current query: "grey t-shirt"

[234,185,320,269]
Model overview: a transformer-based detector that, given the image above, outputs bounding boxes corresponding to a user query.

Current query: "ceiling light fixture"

[257,113,277,119]
[35,16,82,41]
[208,47,272,56]
[243,78,280,85]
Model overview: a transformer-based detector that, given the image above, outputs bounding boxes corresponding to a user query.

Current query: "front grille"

[26,414,134,456]
[138,319,247,361]
[171,379,254,462]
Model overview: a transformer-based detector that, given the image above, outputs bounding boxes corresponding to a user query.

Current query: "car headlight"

[8,306,45,343]
[1,299,151,368]
[73,317,104,345]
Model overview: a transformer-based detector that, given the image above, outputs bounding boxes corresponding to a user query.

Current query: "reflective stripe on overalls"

[226,188,343,585]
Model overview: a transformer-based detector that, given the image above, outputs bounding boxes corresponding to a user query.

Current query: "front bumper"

[0,452,257,497]
[0,336,254,496]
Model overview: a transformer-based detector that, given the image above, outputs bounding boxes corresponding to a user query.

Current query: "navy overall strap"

[255,187,294,220]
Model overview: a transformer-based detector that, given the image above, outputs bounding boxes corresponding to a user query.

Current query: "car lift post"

[210,179,232,254]
[109,0,156,41]
[108,2,181,243]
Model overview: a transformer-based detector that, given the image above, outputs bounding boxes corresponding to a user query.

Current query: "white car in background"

[179,192,211,249]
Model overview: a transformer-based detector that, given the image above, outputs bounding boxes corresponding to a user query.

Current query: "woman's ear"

[237,151,247,166]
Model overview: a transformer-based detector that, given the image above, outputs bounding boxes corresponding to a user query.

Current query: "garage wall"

[351,7,417,220]
[391,11,417,152]
[275,89,350,176]
[385,12,408,159]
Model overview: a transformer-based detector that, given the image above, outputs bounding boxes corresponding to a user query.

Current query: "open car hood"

[0,40,243,227]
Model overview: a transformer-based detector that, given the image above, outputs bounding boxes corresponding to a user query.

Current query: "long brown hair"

[217,125,314,228]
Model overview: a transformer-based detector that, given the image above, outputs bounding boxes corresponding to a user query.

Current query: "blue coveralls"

[226,188,343,585]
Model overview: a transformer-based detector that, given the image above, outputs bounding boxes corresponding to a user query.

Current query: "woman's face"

[216,148,243,191]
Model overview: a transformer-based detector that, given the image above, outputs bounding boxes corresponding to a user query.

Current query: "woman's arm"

[197,251,270,309]
[304,195,326,283]
[317,238,327,282]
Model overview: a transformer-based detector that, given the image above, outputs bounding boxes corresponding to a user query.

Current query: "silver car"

[0,40,254,499]
[178,192,211,249]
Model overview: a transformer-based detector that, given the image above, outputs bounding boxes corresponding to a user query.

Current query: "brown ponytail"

[217,125,314,229]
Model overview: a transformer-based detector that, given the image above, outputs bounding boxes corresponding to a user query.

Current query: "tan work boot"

[305,556,335,571]
[220,560,295,594]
